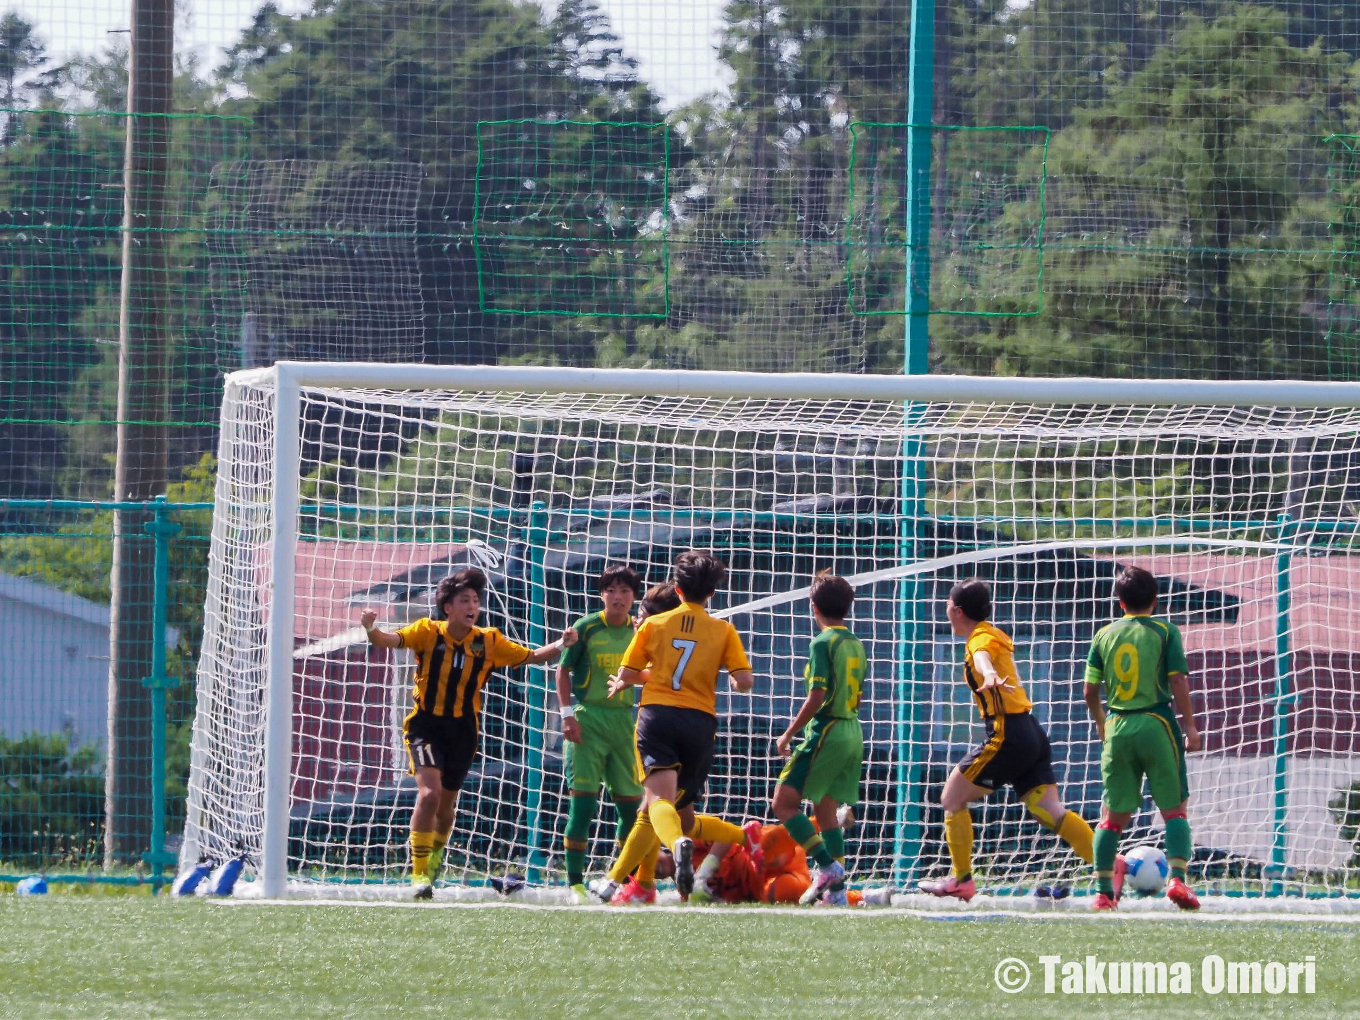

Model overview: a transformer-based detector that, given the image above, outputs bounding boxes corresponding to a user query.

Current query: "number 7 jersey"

[620,601,753,716]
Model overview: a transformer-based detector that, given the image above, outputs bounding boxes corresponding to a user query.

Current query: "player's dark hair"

[810,570,855,620]
[641,581,682,617]
[1114,565,1159,613]
[673,549,727,602]
[598,563,643,597]
[949,578,991,622]
[435,567,487,613]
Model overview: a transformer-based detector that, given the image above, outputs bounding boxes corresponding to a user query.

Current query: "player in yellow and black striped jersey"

[917,579,1096,902]
[361,567,576,899]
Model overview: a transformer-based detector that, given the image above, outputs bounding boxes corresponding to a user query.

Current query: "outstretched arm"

[360,609,401,649]
[521,628,578,666]
[972,649,1016,690]
[606,665,644,699]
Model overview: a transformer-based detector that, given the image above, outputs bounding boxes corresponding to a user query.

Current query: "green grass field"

[3,896,1360,1020]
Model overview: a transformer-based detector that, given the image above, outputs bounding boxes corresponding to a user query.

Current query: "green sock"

[613,796,640,847]
[783,812,833,868]
[823,825,845,862]
[1093,825,1121,897]
[822,826,846,889]
[564,792,599,886]
[1164,816,1192,880]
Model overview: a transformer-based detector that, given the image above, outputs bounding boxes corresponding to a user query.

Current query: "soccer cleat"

[427,845,445,882]
[673,836,696,900]
[587,876,619,903]
[410,873,434,901]
[818,887,849,907]
[1112,853,1129,903]
[1166,877,1201,911]
[917,873,976,902]
[609,877,657,905]
[568,883,589,905]
[688,877,719,905]
[1092,892,1118,911]
[800,860,846,905]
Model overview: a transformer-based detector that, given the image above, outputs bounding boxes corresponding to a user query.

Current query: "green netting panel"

[206,160,427,367]
[473,119,669,318]
[846,123,1049,316]
[1326,135,1360,378]
[0,109,248,501]
[0,496,212,875]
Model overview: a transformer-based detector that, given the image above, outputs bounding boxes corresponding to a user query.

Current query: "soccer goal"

[183,363,1360,906]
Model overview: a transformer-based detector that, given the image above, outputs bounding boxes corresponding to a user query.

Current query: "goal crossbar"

[235,362,1360,409]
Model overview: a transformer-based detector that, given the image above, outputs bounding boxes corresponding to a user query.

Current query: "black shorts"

[634,704,718,811]
[959,711,1055,796]
[404,709,478,792]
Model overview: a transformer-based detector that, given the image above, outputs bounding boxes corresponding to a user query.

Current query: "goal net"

[184,364,1360,904]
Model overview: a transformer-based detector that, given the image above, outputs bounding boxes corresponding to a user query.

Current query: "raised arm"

[361,609,402,649]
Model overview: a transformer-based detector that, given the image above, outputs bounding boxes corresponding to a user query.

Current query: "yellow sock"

[636,842,660,886]
[944,809,973,880]
[1056,812,1095,865]
[687,814,745,845]
[649,798,685,850]
[428,825,453,872]
[410,830,435,878]
[609,811,658,884]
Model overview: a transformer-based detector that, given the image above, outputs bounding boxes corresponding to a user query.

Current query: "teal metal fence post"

[521,501,551,883]
[893,0,935,887]
[141,496,181,892]
[1270,513,1295,895]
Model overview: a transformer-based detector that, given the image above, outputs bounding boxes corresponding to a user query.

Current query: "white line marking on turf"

[208,899,1360,924]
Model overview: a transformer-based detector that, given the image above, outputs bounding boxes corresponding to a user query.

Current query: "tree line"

[0,0,1356,504]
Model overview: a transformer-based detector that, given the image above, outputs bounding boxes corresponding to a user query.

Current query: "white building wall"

[0,595,109,751]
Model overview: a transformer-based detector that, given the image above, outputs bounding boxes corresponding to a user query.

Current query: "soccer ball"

[1123,845,1169,896]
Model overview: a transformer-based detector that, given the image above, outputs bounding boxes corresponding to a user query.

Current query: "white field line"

[209,897,1360,925]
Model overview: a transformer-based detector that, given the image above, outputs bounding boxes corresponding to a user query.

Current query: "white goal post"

[184,362,1360,904]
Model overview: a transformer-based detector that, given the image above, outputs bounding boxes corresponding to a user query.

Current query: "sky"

[15,0,730,109]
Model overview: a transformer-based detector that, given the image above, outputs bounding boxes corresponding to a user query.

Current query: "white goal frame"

[223,362,1360,899]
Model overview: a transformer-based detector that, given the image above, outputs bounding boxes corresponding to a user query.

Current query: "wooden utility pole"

[106,0,173,867]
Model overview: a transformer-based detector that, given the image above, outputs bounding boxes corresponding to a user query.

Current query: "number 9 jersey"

[620,601,752,716]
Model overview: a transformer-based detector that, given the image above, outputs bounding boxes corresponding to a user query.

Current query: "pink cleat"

[1092,892,1118,911]
[918,874,977,901]
[1166,877,1200,911]
[609,877,657,905]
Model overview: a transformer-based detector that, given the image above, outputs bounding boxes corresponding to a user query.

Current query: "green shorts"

[778,716,863,805]
[566,707,643,798]
[1101,704,1190,813]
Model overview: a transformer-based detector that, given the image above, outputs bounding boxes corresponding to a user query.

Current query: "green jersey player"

[772,571,866,906]
[556,564,646,902]
[1084,565,1203,911]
